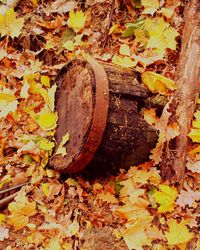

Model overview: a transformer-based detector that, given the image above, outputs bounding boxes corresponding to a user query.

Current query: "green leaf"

[122,18,146,38]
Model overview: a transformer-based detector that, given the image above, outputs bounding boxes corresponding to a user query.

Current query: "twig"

[102,0,115,48]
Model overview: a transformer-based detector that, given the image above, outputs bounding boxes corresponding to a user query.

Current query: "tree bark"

[160,0,200,186]
[49,59,158,173]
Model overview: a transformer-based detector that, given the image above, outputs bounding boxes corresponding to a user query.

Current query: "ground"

[0,0,199,249]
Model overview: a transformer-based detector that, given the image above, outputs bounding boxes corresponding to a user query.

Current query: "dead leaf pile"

[0,0,199,249]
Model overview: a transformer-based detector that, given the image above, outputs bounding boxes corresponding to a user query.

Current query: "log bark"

[49,59,158,173]
[160,0,200,186]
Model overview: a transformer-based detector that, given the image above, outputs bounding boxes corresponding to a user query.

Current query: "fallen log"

[49,58,158,173]
[160,0,200,186]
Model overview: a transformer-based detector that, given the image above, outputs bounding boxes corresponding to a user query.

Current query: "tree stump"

[49,58,158,173]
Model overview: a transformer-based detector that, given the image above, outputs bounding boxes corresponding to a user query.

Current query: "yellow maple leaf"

[0,8,24,38]
[31,106,58,131]
[41,75,50,87]
[0,88,18,119]
[128,167,161,186]
[7,189,36,230]
[55,132,70,157]
[39,138,55,151]
[46,237,62,250]
[0,214,5,224]
[41,183,50,197]
[67,10,87,33]
[141,0,160,15]
[63,40,75,51]
[145,17,179,56]
[122,218,153,250]
[116,204,151,222]
[97,192,118,204]
[66,219,80,237]
[142,71,176,95]
[159,7,174,19]
[188,129,200,143]
[112,55,136,68]
[154,185,178,213]
[165,219,194,246]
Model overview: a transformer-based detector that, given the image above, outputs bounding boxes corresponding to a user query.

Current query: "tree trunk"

[160,0,200,186]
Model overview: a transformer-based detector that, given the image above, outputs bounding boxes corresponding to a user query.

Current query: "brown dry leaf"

[0,226,9,241]
[176,189,200,208]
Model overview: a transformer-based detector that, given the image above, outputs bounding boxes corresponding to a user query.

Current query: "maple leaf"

[127,167,161,186]
[55,132,70,157]
[122,218,153,250]
[41,183,50,197]
[33,108,58,132]
[41,75,50,88]
[154,185,178,213]
[97,192,118,204]
[165,219,194,246]
[46,237,62,250]
[67,10,87,33]
[0,226,9,241]
[112,55,136,68]
[145,17,179,56]
[176,189,200,208]
[116,204,151,223]
[7,189,36,230]
[188,129,200,143]
[0,88,18,119]
[0,8,24,38]
[142,71,176,95]
[141,0,160,15]
[143,108,158,125]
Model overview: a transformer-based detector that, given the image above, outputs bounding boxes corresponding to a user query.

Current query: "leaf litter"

[0,0,199,249]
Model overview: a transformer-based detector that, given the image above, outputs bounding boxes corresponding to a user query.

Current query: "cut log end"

[49,59,158,173]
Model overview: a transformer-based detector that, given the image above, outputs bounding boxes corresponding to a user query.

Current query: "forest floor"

[0,0,199,249]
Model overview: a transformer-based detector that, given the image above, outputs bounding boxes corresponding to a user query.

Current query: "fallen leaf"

[97,192,118,204]
[7,189,36,230]
[141,0,160,15]
[55,132,70,157]
[35,108,58,132]
[20,82,30,99]
[46,237,62,250]
[0,88,18,119]
[41,75,50,88]
[112,55,136,68]
[122,218,153,250]
[119,44,131,56]
[0,226,9,241]
[0,8,24,38]
[188,129,200,143]
[176,189,200,208]
[41,183,50,197]
[145,17,179,56]
[165,219,194,246]
[142,71,176,95]
[67,10,87,33]
[154,185,178,213]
